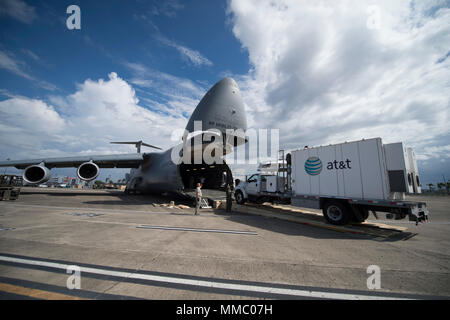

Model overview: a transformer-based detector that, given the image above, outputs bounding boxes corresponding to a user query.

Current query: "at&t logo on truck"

[304,157,352,176]
[304,157,322,175]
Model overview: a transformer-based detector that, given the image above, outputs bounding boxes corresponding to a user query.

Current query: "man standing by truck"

[195,182,202,215]
[226,183,232,212]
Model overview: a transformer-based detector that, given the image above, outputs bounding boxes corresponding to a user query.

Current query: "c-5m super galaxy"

[0,78,247,196]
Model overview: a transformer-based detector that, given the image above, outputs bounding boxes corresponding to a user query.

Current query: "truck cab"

[235,173,289,204]
[234,173,261,204]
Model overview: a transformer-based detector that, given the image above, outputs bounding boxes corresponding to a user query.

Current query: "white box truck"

[234,138,428,225]
[384,142,421,195]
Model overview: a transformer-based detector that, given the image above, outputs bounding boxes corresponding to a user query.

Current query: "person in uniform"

[195,182,202,215]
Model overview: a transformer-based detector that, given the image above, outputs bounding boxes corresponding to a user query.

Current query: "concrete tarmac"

[0,188,449,299]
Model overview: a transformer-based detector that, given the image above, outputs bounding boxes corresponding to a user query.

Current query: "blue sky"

[0,0,247,100]
[0,0,449,186]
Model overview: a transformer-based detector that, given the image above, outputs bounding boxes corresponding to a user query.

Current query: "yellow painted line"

[0,283,87,300]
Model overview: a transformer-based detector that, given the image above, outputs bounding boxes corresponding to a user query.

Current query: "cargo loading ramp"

[183,188,228,203]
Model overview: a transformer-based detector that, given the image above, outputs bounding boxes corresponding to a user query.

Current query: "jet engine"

[77,161,100,181]
[23,164,51,184]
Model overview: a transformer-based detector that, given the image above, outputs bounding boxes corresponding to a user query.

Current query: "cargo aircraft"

[0,78,248,196]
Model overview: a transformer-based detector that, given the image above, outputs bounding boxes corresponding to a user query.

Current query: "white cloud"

[0,50,33,80]
[0,72,190,162]
[0,97,65,153]
[155,35,213,67]
[22,49,40,62]
[417,144,450,161]
[174,44,213,67]
[0,0,36,24]
[227,0,450,163]
[149,0,184,18]
[123,61,208,117]
[0,50,57,91]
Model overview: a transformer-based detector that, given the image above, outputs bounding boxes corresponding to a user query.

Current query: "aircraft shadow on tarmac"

[211,209,418,242]
[82,195,416,241]
[22,189,194,206]
[20,190,417,242]
[78,192,366,240]
[216,210,367,240]
[21,190,124,197]
[83,194,194,206]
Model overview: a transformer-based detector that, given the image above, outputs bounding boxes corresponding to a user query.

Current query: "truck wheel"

[351,207,369,223]
[235,191,246,204]
[323,201,351,225]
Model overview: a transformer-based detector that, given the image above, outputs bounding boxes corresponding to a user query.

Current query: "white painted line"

[137,225,258,235]
[0,255,410,300]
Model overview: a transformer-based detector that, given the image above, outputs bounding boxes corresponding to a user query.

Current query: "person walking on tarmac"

[195,182,202,215]
[225,170,233,212]
[226,183,232,212]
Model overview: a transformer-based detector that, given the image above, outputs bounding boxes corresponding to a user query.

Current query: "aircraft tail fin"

[185,78,247,144]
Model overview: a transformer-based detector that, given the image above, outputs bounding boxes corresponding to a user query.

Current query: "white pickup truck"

[234,138,429,225]
[234,173,290,205]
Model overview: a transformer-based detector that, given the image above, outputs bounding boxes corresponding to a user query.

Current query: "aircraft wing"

[0,153,144,170]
